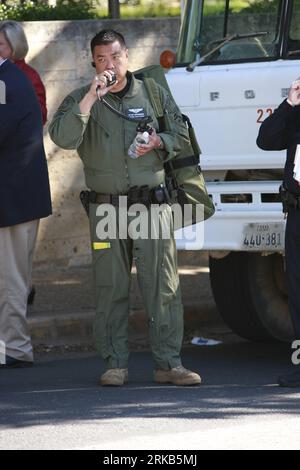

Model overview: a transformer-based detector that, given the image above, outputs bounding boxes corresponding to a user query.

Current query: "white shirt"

[0,58,7,67]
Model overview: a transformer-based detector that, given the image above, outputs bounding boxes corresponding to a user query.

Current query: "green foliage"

[0,1,100,21]
[0,0,180,21]
[242,0,279,13]
[203,0,278,16]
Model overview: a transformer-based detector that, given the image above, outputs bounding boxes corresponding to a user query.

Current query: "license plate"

[242,222,285,250]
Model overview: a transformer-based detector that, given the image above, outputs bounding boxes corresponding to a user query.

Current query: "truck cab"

[164,0,300,341]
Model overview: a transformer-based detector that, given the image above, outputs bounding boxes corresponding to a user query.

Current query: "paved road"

[1,339,300,450]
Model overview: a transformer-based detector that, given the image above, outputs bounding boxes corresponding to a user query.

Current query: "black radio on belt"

[152,186,165,203]
[151,184,171,204]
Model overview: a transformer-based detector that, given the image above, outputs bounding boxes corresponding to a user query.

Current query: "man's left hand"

[135,128,163,157]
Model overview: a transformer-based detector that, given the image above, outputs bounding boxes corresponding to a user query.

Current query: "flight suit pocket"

[92,243,113,286]
[160,237,180,304]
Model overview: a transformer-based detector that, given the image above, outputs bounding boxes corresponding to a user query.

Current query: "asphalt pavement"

[3,252,300,450]
[1,338,300,450]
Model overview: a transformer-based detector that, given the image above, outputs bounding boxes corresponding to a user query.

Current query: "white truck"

[163,0,300,342]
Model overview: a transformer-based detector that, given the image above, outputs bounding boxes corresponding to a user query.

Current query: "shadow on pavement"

[0,341,299,429]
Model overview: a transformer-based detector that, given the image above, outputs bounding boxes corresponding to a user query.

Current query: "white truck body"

[170,60,300,251]
[164,0,300,341]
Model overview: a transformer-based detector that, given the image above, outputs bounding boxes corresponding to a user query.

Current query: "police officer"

[49,30,201,387]
[257,77,300,387]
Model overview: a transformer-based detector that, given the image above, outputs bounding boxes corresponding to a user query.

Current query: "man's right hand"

[93,71,117,98]
[287,78,300,107]
[79,71,118,114]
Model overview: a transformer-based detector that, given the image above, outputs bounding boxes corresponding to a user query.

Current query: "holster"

[79,190,91,216]
[279,184,300,214]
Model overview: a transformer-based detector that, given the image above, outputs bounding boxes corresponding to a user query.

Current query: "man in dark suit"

[0,56,52,368]
[257,77,300,387]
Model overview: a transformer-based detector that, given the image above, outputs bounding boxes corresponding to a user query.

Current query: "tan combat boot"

[100,368,128,386]
[154,365,201,386]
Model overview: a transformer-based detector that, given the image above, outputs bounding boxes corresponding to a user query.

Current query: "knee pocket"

[92,247,113,286]
[160,238,179,302]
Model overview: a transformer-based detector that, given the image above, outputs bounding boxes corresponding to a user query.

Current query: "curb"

[29,302,220,346]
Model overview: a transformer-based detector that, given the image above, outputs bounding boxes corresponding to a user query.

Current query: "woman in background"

[0,20,47,124]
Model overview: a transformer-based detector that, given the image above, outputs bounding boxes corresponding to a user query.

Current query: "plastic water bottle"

[128,131,150,159]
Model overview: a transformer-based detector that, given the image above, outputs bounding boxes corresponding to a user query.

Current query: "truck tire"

[209,252,293,342]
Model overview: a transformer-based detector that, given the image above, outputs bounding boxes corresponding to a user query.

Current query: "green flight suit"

[49,73,190,370]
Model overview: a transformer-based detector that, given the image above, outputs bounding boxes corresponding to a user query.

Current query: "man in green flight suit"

[49,29,201,387]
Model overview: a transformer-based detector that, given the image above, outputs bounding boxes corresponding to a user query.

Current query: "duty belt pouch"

[140,185,150,207]
[128,186,140,205]
[134,65,215,229]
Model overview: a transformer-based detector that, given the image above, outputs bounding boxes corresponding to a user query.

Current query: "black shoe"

[278,368,300,387]
[27,286,36,305]
[0,355,33,369]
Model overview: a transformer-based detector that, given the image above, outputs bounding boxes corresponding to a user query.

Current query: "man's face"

[0,32,12,60]
[92,40,129,88]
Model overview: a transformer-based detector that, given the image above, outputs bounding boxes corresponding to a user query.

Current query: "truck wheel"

[209,252,293,342]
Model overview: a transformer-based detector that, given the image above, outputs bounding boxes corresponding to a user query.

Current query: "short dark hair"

[90,29,127,54]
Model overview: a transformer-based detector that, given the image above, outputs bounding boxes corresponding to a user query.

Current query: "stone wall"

[22,18,180,266]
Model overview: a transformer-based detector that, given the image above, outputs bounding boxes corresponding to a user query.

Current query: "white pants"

[0,220,39,362]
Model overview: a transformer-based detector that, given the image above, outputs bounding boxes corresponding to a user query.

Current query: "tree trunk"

[108,0,120,18]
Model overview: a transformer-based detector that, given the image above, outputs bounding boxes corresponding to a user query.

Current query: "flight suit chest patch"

[125,107,147,120]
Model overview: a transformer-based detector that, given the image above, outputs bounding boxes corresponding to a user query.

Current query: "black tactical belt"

[92,193,121,205]
[94,186,170,206]
[80,185,170,216]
